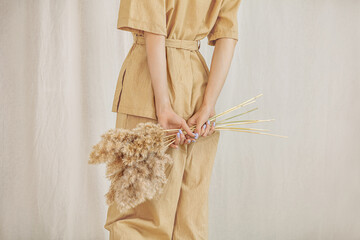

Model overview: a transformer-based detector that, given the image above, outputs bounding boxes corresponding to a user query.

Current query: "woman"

[105,0,241,239]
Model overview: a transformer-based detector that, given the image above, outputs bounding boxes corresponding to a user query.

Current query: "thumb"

[181,120,195,138]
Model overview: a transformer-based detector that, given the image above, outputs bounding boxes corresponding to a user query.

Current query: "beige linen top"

[112,0,241,120]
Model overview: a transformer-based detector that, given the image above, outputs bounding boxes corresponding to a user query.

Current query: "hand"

[186,104,216,139]
[157,106,196,149]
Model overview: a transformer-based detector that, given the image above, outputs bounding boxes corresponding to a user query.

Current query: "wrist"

[155,100,172,117]
[201,101,215,112]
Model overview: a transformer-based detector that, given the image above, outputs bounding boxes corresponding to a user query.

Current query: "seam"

[112,43,136,112]
[209,30,238,35]
[116,69,127,111]
[195,51,210,77]
[189,50,195,119]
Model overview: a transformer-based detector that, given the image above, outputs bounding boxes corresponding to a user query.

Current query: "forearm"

[202,38,237,110]
[144,32,171,116]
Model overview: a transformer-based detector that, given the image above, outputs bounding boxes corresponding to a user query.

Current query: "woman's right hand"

[156,106,197,149]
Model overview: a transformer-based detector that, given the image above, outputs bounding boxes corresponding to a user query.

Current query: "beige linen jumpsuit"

[104,0,241,239]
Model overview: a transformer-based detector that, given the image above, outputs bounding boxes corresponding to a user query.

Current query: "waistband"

[133,34,200,51]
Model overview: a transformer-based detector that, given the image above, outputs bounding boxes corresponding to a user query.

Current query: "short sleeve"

[117,0,167,37]
[207,0,241,46]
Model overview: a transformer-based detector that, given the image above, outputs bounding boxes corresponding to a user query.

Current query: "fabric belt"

[133,34,200,51]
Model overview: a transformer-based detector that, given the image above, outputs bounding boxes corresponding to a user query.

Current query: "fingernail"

[207,120,210,124]
[213,122,215,126]
[177,132,180,138]
[188,139,191,144]
[179,129,183,134]
[192,139,195,143]
[203,124,206,130]
[194,133,198,139]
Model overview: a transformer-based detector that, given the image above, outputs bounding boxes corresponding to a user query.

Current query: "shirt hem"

[117,17,167,37]
[112,104,158,120]
[207,30,239,46]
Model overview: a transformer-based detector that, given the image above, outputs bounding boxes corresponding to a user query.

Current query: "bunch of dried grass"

[88,122,173,213]
[88,93,287,213]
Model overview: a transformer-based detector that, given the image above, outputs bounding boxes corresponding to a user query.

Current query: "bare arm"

[203,38,237,110]
[187,38,237,137]
[144,35,236,111]
[144,32,196,146]
[143,32,171,116]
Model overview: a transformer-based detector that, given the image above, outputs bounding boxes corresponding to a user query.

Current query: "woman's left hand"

[186,104,216,140]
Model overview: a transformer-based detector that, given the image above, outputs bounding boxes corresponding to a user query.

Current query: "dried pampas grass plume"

[89,122,173,213]
[89,93,288,213]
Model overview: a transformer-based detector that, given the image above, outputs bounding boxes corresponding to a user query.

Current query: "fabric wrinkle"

[106,0,241,238]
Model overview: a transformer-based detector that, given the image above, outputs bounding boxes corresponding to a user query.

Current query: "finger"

[196,118,207,137]
[186,117,197,141]
[211,121,215,134]
[169,143,178,148]
[184,131,196,142]
[180,129,192,145]
[179,129,186,145]
[181,120,196,139]
[174,131,180,146]
[201,122,206,137]
[201,123,206,136]
[184,134,191,144]
[169,137,178,148]
[199,123,204,136]
[208,121,215,136]
[203,120,211,137]
[195,121,203,139]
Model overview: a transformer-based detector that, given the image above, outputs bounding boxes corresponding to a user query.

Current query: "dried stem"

[208,93,263,121]
[215,128,288,138]
[161,93,287,144]
[215,107,258,123]
[163,93,263,132]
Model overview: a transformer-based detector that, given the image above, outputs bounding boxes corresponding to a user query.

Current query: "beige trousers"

[104,112,220,240]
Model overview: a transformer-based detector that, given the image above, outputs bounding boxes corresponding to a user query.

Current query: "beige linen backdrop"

[1,0,359,239]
